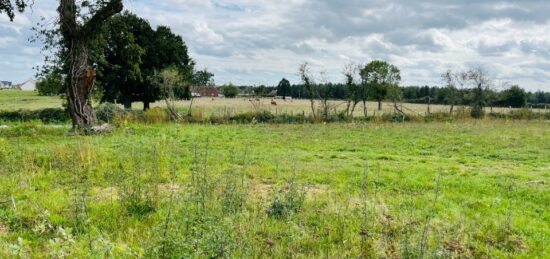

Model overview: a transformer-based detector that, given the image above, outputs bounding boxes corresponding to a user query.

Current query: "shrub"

[36,72,64,96]
[471,105,485,119]
[95,103,125,123]
[0,109,68,123]
[220,84,239,98]
[230,111,275,123]
[37,108,68,123]
[267,178,305,219]
[143,108,170,124]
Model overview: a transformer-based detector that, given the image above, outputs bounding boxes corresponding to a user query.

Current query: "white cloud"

[1,0,550,91]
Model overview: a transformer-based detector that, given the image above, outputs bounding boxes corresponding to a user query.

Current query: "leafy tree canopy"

[360,60,401,109]
[276,78,291,99]
[95,12,195,109]
[0,0,27,21]
[220,83,239,98]
[192,68,215,87]
[499,85,527,108]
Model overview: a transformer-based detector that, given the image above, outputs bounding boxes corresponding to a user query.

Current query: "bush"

[471,105,485,119]
[230,111,275,123]
[36,71,64,96]
[143,108,170,124]
[0,109,68,123]
[38,108,69,123]
[220,84,239,98]
[267,178,305,219]
[95,103,126,123]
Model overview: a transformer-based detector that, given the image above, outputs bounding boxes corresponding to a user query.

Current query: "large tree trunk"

[123,98,132,109]
[66,39,96,128]
[143,101,151,111]
[350,101,358,118]
[59,0,123,130]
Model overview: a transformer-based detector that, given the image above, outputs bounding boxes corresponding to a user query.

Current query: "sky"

[1,0,550,91]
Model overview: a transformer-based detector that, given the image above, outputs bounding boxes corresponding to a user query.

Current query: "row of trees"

[36,12,197,110]
[3,0,126,128]
[234,72,541,113]
[290,62,540,119]
[3,1,212,129]
[2,1,547,127]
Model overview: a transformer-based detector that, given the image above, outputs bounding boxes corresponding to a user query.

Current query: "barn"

[17,79,37,91]
[0,81,13,89]
[193,86,219,97]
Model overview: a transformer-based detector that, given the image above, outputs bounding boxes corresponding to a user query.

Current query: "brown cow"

[271,100,277,106]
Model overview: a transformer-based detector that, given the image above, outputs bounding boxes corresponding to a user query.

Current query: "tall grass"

[0,122,546,257]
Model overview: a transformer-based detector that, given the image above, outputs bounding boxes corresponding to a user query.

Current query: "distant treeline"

[241,84,550,108]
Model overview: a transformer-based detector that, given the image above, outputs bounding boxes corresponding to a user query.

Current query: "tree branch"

[58,0,78,37]
[82,0,123,36]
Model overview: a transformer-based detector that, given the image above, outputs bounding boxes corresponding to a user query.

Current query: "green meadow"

[0,121,548,258]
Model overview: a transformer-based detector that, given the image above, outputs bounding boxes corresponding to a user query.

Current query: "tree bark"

[66,39,96,128]
[59,0,123,130]
[378,100,382,111]
[123,98,132,109]
[143,101,150,111]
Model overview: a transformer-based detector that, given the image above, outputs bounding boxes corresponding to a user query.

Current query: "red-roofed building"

[193,86,219,97]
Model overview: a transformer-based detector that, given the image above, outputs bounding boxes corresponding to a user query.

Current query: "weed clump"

[267,177,305,219]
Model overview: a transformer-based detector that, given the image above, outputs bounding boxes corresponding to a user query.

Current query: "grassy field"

[0,121,548,257]
[2,90,544,118]
[0,90,64,111]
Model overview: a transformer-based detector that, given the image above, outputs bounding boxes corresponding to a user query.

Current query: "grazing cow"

[271,100,277,106]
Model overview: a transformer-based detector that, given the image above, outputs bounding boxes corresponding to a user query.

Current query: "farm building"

[16,79,37,91]
[0,81,13,89]
[193,86,219,97]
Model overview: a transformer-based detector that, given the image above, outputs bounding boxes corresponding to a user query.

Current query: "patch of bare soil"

[92,187,118,201]
[0,222,8,234]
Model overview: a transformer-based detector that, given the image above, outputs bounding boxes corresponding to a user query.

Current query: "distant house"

[16,79,37,91]
[0,81,13,89]
[193,86,219,97]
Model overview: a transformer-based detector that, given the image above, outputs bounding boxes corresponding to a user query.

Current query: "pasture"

[1,90,542,118]
[0,121,548,257]
[0,90,63,111]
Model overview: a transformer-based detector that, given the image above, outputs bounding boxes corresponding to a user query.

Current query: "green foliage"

[0,122,548,257]
[96,12,145,107]
[220,83,239,98]
[229,111,275,123]
[95,103,125,123]
[192,68,215,87]
[499,85,527,108]
[276,78,292,98]
[360,60,401,109]
[471,103,485,119]
[61,11,196,109]
[0,0,28,21]
[36,71,64,96]
[0,108,68,123]
[267,177,306,219]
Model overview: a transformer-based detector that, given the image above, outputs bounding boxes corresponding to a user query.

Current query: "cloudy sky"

[1,0,550,90]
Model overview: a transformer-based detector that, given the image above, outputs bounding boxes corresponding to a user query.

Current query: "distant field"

[0,121,548,257]
[0,90,63,111]
[1,90,544,117]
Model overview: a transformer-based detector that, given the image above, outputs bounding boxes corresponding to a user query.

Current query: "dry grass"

[1,90,547,117]
[143,97,544,117]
